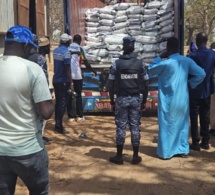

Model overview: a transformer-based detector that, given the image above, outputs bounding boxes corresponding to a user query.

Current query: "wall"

[48,0,64,43]
[69,0,105,41]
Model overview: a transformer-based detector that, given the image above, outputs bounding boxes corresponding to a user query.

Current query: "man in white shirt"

[0,25,54,195]
[67,34,97,122]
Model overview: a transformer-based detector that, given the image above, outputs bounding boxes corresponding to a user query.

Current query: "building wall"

[69,0,105,40]
[48,0,64,43]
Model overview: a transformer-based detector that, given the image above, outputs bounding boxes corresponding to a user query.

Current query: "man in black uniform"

[109,36,149,165]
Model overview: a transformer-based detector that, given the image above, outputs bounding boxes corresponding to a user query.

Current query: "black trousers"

[190,96,211,144]
[67,79,83,118]
[53,82,70,128]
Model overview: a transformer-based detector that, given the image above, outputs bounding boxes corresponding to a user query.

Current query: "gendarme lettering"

[121,74,138,79]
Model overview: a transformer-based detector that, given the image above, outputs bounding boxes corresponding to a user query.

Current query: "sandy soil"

[15,115,215,195]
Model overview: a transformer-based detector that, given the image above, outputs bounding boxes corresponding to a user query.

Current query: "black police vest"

[114,53,145,96]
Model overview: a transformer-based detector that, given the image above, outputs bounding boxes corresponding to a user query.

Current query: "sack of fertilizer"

[104,34,127,45]
[142,44,159,52]
[159,41,167,52]
[143,14,157,21]
[112,28,127,34]
[159,25,174,34]
[85,54,101,62]
[140,52,157,59]
[113,22,129,30]
[134,42,143,52]
[99,19,114,26]
[160,0,174,10]
[97,26,113,32]
[86,8,99,16]
[116,10,127,16]
[142,20,157,29]
[107,44,123,51]
[88,49,109,57]
[86,22,99,27]
[143,31,159,37]
[128,20,142,26]
[85,36,103,42]
[114,15,128,23]
[99,13,115,20]
[113,3,130,11]
[145,1,164,9]
[157,8,173,16]
[85,41,106,48]
[143,8,158,15]
[126,6,143,14]
[128,14,144,20]
[99,6,116,15]
[160,18,174,27]
[127,25,142,31]
[159,12,174,22]
[135,36,158,44]
[160,32,174,39]
[86,17,99,23]
[86,27,98,33]
[128,30,143,36]
[144,25,161,31]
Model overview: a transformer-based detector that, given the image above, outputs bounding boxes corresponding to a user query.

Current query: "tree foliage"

[185,0,215,44]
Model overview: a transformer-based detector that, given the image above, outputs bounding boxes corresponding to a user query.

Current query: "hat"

[5,25,39,48]
[60,33,71,42]
[123,36,135,46]
[39,37,50,47]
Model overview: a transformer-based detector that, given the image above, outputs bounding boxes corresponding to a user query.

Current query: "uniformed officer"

[109,36,149,165]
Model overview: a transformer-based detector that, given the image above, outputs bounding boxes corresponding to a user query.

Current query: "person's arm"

[81,47,97,76]
[188,58,206,89]
[31,65,54,120]
[108,61,116,111]
[83,59,97,76]
[35,100,54,120]
[140,61,149,110]
[64,51,73,87]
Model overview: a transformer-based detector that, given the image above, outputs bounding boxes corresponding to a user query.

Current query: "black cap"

[123,36,135,46]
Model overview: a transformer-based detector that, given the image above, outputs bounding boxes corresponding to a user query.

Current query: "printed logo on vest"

[121,74,138,79]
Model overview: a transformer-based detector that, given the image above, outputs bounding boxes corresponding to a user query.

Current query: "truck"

[64,0,184,113]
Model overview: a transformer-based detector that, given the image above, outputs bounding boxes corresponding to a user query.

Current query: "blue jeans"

[0,149,49,195]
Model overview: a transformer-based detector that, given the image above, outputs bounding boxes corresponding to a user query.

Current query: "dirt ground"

[15,114,215,195]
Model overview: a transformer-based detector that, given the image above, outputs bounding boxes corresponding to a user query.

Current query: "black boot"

[132,145,142,164]
[109,145,123,165]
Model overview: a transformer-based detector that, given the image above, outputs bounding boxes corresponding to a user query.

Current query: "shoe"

[54,127,70,134]
[173,154,189,158]
[68,118,75,123]
[132,156,142,164]
[76,117,85,123]
[190,143,201,151]
[200,143,210,150]
[109,155,123,165]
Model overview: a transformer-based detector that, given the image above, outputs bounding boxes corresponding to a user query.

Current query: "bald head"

[196,32,208,48]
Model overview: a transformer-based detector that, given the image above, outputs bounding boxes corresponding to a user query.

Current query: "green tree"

[185,0,215,45]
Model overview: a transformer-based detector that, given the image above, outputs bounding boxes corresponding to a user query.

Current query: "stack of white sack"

[84,0,175,65]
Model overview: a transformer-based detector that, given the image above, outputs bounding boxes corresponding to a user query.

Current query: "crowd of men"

[0,25,215,194]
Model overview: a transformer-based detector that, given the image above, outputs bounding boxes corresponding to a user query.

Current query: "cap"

[60,33,72,43]
[123,36,135,46]
[5,25,39,48]
[39,37,50,47]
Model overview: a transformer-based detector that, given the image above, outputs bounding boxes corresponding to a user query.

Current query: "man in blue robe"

[148,37,206,159]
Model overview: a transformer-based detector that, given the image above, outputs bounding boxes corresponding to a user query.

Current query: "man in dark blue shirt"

[53,33,73,134]
[189,32,215,151]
